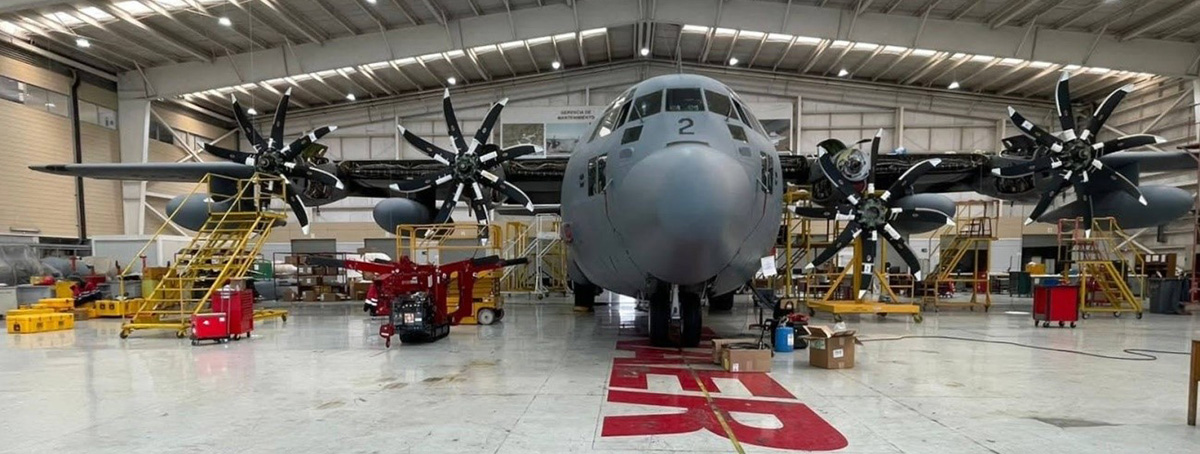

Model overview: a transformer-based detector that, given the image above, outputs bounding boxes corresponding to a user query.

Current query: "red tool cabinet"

[191,289,254,345]
[1033,284,1079,328]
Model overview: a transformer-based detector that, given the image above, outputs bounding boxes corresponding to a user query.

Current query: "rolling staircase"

[920,201,997,311]
[119,174,288,339]
[499,215,567,298]
[1057,218,1144,318]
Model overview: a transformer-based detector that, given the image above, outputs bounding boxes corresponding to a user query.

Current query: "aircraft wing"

[30,162,256,182]
[1100,150,1197,173]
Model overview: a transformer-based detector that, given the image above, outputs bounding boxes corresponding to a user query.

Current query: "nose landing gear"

[647,283,703,348]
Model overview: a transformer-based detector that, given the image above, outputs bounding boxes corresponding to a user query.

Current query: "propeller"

[203,88,342,234]
[992,71,1164,238]
[796,130,953,298]
[389,89,538,244]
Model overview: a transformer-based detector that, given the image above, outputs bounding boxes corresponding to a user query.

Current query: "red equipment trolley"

[1033,284,1079,328]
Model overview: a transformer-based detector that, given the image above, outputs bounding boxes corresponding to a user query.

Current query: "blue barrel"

[774,326,795,353]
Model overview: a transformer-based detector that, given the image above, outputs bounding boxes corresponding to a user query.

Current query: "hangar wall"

[0,51,121,239]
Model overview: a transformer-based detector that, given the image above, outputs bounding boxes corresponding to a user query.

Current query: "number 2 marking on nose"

[678,118,694,135]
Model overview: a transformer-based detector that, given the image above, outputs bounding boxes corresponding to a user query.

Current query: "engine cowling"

[372,198,432,234]
[889,193,956,234]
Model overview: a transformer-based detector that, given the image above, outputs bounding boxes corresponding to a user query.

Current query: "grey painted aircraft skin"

[560,74,783,299]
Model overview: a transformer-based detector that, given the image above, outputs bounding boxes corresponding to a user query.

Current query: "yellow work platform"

[253,309,288,323]
[806,300,923,323]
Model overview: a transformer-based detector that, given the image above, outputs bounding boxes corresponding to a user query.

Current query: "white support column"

[1192,79,1200,142]
[118,97,151,235]
[794,94,802,154]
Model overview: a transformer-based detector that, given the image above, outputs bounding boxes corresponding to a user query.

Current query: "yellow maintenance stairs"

[920,201,998,312]
[1057,217,1144,319]
[119,174,288,339]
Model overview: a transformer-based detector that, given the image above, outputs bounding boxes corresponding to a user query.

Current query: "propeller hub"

[1061,139,1094,172]
[856,196,889,229]
[256,151,282,173]
[454,154,481,181]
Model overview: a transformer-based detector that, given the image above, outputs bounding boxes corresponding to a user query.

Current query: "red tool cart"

[1033,284,1079,328]
[191,287,254,345]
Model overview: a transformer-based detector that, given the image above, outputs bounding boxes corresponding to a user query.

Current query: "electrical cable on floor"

[859,335,1190,361]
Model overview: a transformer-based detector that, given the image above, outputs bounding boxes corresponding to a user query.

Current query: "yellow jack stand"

[803,237,923,323]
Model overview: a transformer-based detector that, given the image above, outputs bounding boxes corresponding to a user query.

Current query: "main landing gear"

[648,283,702,348]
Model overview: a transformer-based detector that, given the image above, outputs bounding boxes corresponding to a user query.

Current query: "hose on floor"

[859,335,1191,361]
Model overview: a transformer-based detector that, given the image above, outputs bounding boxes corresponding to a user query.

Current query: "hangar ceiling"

[0,0,1196,118]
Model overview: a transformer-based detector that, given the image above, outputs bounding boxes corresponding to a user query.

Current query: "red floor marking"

[601,332,849,451]
[602,389,849,451]
[610,364,795,399]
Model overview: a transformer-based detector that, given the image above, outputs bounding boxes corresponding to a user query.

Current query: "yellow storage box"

[7,313,74,334]
[6,307,55,318]
[95,299,142,318]
[33,298,75,312]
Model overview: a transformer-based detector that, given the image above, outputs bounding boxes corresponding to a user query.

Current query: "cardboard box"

[298,276,319,287]
[284,256,297,265]
[297,266,313,276]
[301,290,318,302]
[721,346,772,373]
[805,325,858,369]
[711,338,759,364]
[280,288,299,302]
[319,292,339,302]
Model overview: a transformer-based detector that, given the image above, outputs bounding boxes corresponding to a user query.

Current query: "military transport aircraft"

[30,73,1191,347]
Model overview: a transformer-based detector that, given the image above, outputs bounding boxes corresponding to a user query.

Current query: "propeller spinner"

[203,88,343,234]
[390,89,538,244]
[992,71,1164,238]
[795,130,953,297]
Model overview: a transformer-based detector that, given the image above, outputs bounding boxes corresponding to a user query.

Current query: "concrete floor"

[1,295,1199,453]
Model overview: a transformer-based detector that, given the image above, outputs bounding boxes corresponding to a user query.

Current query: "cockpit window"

[705,90,736,118]
[733,100,766,135]
[590,90,634,141]
[632,91,662,119]
[666,88,704,112]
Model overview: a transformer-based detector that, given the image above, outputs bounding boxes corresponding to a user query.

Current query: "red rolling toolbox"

[191,313,230,345]
[1033,284,1079,328]
[212,288,254,340]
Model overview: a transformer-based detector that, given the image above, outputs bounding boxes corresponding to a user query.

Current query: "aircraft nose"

[611,143,755,286]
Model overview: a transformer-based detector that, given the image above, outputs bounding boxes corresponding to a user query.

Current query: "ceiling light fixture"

[218,17,231,27]
[366,0,377,3]
[640,47,650,56]
[728,57,739,66]
[947,81,961,90]
[246,108,258,115]
[837,68,849,77]
[75,37,90,48]
[345,93,356,101]
[551,60,561,69]
[447,77,457,85]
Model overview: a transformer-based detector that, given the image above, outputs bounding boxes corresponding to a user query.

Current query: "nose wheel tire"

[648,290,671,347]
[678,291,702,348]
[708,292,734,312]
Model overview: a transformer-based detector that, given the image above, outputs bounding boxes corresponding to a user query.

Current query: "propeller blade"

[1082,84,1133,142]
[468,182,491,244]
[1094,134,1165,154]
[881,223,923,281]
[817,153,860,204]
[1008,107,1064,151]
[1055,71,1076,139]
[480,170,534,212]
[889,207,955,226]
[230,95,266,153]
[284,184,310,235]
[794,206,841,219]
[390,170,453,193]
[269,87,290,150]
[471,98,508,152]
[398,125,456,165]
[443,89,469,154]
[203,143,256,165]
[867,129,882,190]
[991,155,1061,177]
[858,232,877,299]
[1076,186,1094,239]
[1090,162,1147,205]
[479,144,539,165]
[281,125,337,160]
[804,221,862,271]
[1024,173,1067,225]
[882,158,941,200]
[431,183,464,224]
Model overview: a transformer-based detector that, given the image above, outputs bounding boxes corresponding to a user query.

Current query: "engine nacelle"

[889,193,956,234]
[372,198,432,234]
[166,193,232,231]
